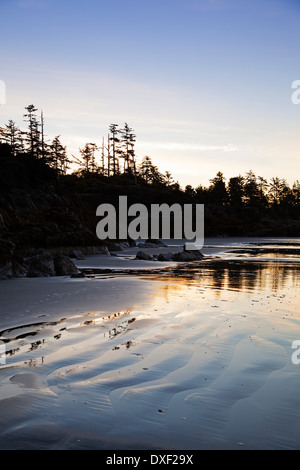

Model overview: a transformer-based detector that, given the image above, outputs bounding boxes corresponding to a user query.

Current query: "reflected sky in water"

[0,242,299,450]
[144,259,299,296]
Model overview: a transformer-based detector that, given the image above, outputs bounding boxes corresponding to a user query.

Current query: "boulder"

[53,254,81,276]
[157,252,175,261]
[127,237,136,247]
[0,239,16,279]
[98,245,110,255]
[69,250,85,260]
[173,250,204,261]
[106,242,124,252]
[26,253,56,277]
[135,250,153,260]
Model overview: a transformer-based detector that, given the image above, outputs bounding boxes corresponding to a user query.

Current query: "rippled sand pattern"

[0,253,299,449]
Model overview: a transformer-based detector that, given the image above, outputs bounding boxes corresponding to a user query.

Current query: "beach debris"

[81,320,94,326]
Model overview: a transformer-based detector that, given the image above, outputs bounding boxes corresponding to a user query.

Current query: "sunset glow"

[1,0,300,188]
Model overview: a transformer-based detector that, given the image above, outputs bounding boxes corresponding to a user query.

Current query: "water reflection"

[149,260,300,294]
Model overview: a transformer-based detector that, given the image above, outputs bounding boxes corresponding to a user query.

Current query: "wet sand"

[0,238,299,449]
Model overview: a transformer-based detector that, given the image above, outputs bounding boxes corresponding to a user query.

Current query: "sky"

[0,0,300,188]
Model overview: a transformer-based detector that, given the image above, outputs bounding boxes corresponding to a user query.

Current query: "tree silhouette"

[269,177,285,205]
[50,135,69,175]
[209,171,227,205]
[2,120,24,156]
[109,124,120,176]
[292,181,300,206]
[228,175,244,206]
[185,184,196,199]
[139,156,163,185]
[120,123,136,174]
[23,104,42,158]
[257,176,269,208]
[40,110,48,161]
[88,143,99,173]
[164,171,174,187]
[74,143,98,174]
[244,170,259,205]
[1,104,300,220]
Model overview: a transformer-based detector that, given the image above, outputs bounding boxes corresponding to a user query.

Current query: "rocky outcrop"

[69,250,85,260]
[157,252,176,261]
[26,252,56,277]
[53,253,81,276]
[136,248,204,262]
[24,251,81,277]
[135,250,153,260]
[172,250,204,261]
[0,242,83,279]
[106,241,136,251]
[0,239,17,279]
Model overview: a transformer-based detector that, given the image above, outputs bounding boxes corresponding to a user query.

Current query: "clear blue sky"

[1,0,300,187]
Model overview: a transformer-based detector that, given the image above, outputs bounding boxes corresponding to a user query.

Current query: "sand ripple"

[0,259,299,449]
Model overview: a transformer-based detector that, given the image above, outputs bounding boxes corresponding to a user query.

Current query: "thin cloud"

[141,142,239,152]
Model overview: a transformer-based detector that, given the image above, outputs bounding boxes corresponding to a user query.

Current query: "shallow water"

[0,239,299,449]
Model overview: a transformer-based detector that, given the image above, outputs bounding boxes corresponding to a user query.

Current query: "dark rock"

[146,238,168,247]
[98,245,110,255]
[135,250,153,260]
[53,254,81,276]
[0,239,15,264]
[45,228,98,248]
[69,250,85,260]
[70,272,86,278]
[173,250,204,261]
[0,239,16,279]
[106,242,124,251]
[157,252,175,261]
[127,237,136,247]
[26,253,56,277]
[0,213,7,231]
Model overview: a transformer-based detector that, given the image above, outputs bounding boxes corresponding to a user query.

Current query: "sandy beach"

[0,237,299,450]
